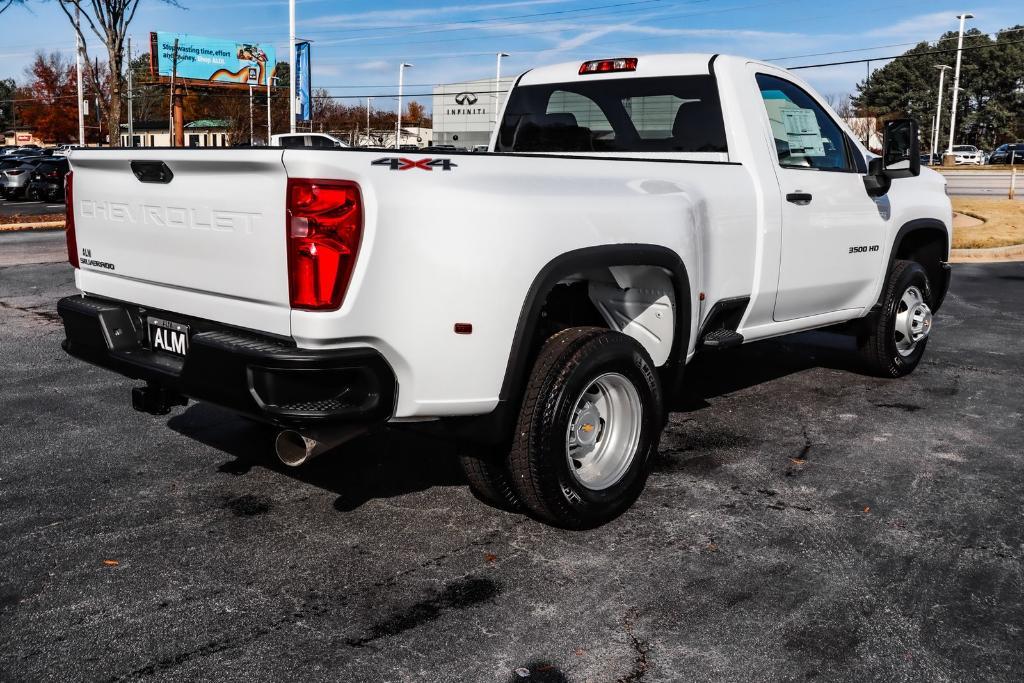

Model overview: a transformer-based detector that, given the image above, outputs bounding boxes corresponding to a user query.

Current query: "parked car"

[0,158,45,199]
[988,143,1024,165]
[951,145,983,165]
[26,158,70,202]
[58,53,951,528]
[270,133,349,148]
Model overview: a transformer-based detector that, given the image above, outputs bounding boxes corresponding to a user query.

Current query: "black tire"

[458,446,522,512]
[858,259,933,377]
[507,327,663,529]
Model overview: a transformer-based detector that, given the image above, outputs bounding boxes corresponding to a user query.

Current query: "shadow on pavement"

[166,404,465,512]
[674,329,866,411]
[167,328,865,510]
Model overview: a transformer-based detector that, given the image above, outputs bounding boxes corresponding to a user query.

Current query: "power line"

[789,36,1024,70]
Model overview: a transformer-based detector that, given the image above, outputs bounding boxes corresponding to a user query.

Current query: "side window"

[755,73,851,171]
[279,135,306,148]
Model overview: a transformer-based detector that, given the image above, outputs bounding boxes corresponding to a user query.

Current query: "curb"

[950,243,1024,263]
[0,221,65,232]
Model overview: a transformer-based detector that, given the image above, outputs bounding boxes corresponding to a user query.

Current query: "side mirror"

[863,119,920,197]
[882,119,920,179]
[863,157,891,198]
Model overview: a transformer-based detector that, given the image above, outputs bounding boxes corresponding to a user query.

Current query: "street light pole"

[289,0,296,134]
[396,63,412,150]
[945,11,974,162]
[366,97,371,146]
[494,52,509,131]
[75,6,85,146]
[932,65,951,162]
[127,37,134,147]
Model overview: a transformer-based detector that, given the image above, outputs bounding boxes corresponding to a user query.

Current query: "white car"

[952,145,983,165]
[270,132,349,148]
[58,54,951,527]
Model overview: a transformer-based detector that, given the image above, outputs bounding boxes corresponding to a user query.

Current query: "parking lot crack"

[618,611,650,682]
[0,300,60,325]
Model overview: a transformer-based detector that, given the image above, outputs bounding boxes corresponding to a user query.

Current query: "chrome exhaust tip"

[274,426,365,467]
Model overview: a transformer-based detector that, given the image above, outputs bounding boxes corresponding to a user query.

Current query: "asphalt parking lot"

[1,237,1022,681]
[0,197,65,218]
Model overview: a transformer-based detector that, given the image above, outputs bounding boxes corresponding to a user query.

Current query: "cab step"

[700,329,744,349]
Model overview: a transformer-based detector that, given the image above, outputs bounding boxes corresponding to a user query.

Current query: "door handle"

[786,192,812,205]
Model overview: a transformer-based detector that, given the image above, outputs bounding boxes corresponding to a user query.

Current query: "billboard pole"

[289,0,296,134]
[168,38,178,147]
[249,85,254,146]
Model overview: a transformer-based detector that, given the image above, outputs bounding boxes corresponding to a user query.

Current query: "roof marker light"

[579,57,638,75]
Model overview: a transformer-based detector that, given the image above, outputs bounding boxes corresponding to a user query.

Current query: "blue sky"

[1,0,1020,112]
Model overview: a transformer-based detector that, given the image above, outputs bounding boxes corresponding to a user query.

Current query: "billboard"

[150,32,276,86]
[295,42,311,122]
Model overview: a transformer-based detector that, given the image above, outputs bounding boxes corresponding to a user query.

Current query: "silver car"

[0,158,45,199]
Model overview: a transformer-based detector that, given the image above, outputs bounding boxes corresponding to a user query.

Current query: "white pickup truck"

[58,54,951,528]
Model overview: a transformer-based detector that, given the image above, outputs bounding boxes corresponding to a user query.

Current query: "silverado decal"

[371,157,457,172]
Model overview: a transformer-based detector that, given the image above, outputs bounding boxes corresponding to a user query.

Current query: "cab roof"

[518,53,722,87]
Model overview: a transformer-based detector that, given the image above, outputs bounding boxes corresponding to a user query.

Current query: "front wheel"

[507,327,663,529]
[858,259,934,377]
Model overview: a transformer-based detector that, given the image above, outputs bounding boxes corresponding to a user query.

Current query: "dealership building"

[432,76,516,149]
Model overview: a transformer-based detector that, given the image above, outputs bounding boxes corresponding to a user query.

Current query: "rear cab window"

[497,75,728,158]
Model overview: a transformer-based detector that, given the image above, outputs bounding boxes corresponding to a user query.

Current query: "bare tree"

[0,0,28,14]
[54,1,179,146]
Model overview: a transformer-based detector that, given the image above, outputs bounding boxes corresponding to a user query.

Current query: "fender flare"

[886,218,951,311]
[498,244,693,403]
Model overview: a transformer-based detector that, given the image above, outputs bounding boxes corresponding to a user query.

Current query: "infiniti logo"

[454,92,478,105]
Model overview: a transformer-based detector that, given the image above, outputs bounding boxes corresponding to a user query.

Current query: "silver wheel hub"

[894,285,932,356]
[565,372,642,491]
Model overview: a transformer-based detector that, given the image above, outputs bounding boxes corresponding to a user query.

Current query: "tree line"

[853,25,1024,149]
[3,50,431,146]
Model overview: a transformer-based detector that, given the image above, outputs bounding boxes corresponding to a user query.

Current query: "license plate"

[148,317,190,357]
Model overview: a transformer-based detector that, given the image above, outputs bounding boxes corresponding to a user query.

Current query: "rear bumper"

[58,294,397,428]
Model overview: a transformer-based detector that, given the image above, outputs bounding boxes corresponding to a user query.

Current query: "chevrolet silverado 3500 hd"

[58,54,951,528]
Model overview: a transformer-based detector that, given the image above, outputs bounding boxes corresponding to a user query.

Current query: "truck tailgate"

[69,149,290,333]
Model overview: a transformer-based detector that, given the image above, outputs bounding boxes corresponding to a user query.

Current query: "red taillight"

[286,178,362,310]
[8,169,25,176]
[579,57,638,75]
[65,171,78,268]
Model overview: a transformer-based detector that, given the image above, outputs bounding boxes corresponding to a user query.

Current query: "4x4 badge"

[371,157,457,172]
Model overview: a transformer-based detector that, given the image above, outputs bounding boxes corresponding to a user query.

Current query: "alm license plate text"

[148,317,190,357]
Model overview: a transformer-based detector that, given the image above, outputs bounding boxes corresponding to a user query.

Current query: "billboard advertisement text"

[151,32,276,86]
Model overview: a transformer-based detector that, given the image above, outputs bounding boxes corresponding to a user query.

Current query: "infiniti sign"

[454,92,478,105]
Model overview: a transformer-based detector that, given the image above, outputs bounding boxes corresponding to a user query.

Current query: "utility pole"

[931,65,951,163]
[127,37,134,147]
[267,76,274,145]
[94,57,103,144]
[366,97,371,147]
[945,12,974,165]
[494,52,509,131]
[75,6,85,146]
[397,63,412,150]
[289,0,296,133]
